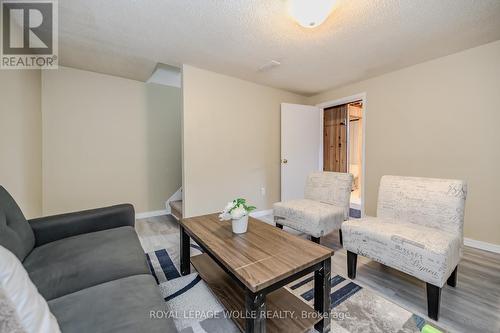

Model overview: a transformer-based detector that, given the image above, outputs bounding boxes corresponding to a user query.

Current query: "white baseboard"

[136,210,168,219]
[250,209,273,218]
[464,237,500,254]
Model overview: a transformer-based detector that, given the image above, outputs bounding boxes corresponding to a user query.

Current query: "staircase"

[169,200,183,221]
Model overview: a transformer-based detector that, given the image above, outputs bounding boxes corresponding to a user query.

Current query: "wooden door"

[323,105,347,172]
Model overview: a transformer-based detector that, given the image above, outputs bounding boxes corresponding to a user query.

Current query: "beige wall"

[308,40,500,245]
[182,65,306,217]
[42,67,181,215]
[0,71,42,218]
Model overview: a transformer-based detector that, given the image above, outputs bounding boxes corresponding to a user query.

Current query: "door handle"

[282,159,288,164]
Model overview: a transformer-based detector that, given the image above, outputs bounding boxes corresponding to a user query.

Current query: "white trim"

[316,92,367,218]
[464,238,500,254]
[316,93,367,109]
[250,209,273,218]
[136,210,169,219]
[319,107,324,171]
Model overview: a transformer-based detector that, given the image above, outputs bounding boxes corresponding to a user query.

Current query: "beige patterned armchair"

[273,171,353,244]
[342,175,467,321]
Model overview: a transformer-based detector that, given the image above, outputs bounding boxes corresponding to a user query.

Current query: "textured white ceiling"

[59,0,500,95]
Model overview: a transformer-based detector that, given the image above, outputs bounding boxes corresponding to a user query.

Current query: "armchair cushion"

[305,172,353,220]
[29,204,135,247]
[342,217,461,287]
[377,176,467,236]
[23,226,149,300]
[273,199,345,237]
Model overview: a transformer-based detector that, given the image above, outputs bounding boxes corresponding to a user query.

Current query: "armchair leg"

[426,283,442,321]
[273,216,283,229]
[339,229,343,246]
[447,266,458,287]
[347,251,357,279]
[311,236,321,244]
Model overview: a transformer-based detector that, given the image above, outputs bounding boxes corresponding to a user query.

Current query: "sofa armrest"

[29,204,135,247]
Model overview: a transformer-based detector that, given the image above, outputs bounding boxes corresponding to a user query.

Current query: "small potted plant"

[219,198,256,234]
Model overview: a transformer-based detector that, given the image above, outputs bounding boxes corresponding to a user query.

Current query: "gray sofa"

[0,186,177,332]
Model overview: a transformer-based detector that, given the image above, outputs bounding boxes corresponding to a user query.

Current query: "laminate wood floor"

[321,231,500,333]
[138,214,500,333]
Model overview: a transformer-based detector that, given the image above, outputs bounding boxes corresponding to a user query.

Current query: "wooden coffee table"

[180,214,333,333]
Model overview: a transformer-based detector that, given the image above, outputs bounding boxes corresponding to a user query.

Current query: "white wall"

[42,67,181,215]
[308,40,500,245]
[182,65,306,217]
[0,71,42,218]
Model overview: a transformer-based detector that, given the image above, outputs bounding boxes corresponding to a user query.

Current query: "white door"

[281,103,321,201]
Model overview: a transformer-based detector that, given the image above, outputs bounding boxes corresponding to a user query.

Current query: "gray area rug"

[136,217,446,333]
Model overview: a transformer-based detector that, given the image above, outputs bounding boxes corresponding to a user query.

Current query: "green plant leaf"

[228,198,255,213]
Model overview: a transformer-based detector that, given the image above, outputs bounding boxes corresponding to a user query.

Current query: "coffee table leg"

[314,258,331,333]
[180,225,190,275]
[245,290,266,333]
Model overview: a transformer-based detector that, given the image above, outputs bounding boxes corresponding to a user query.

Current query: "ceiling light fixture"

[288,0,336,28]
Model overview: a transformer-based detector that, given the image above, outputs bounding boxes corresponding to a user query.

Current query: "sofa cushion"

[0,245,61,333]
[342,217,461,287]
[23,226,150,300]
[48,275,176,333]
[273,199,345,237]
[0,186,35,261]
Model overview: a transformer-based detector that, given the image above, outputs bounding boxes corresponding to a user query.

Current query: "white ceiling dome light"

[288,0,337,28]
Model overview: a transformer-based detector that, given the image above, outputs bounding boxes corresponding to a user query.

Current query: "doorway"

[322,100,364,217]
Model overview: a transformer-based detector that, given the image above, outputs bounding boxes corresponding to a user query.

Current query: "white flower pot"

[231,215,248,234]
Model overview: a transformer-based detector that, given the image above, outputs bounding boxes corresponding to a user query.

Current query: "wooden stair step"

[169,200,183,220]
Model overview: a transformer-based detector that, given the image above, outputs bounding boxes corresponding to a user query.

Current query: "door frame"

[316,92,367,217]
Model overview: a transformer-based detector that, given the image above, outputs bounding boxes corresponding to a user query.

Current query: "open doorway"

[321,98,365,218]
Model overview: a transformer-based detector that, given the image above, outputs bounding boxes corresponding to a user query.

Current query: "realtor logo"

[1,0,58,69]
